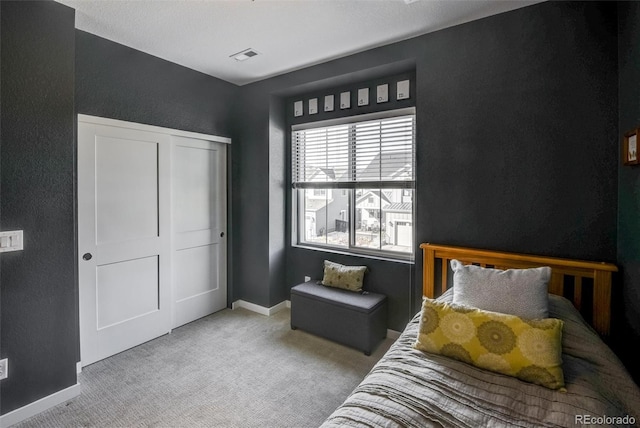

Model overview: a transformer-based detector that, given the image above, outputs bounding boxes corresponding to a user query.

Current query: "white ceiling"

[56,0,541,86]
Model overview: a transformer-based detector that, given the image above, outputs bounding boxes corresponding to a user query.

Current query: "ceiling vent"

[230,48,259,62]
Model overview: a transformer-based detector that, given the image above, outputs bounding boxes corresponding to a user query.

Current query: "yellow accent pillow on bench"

[321,260,367,292]
[413,297,565,390]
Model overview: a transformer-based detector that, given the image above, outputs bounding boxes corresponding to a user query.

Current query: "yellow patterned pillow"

[414,297,565,390]
[321,260,367,292]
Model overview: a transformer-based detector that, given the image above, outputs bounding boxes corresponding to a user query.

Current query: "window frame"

[291,108,416,260]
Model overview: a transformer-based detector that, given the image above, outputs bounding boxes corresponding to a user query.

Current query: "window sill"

[291,243,415,265]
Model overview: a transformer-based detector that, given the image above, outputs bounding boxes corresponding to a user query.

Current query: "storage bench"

[290,281,387,355]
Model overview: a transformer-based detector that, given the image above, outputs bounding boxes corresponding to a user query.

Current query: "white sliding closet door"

[78,123,172,367]
[78,116,229,366]
[172,136,227,328]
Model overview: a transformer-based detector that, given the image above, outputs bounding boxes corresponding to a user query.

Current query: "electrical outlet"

[0,358,8,380]
[304,276,311,282]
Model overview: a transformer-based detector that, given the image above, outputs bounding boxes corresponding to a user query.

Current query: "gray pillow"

[450,259,550,319]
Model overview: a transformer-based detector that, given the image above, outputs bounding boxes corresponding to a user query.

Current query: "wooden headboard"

[420,243,618,337]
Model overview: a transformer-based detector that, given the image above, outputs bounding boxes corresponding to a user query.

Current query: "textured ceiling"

[56,0,542,86]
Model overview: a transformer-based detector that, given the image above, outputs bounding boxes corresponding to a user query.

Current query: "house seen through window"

[292,108,415,257]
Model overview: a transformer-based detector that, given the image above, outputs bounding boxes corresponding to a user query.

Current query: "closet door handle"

[220,232,225,238]
[82,253,93,261]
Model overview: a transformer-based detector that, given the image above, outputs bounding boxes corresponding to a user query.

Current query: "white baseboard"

[233,300,398,338]
[76,362,82,374]
[0,382,81,428]
[232,299,290,316]
[386,329,401,340]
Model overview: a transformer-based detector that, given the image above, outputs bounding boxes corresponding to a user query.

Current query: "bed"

[320,243,640,428]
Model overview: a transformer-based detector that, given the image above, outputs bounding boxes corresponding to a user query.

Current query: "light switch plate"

[0,230,23,253]
[324,95,334,112]
[308,98,318,115]
[0,358,7,380]
[376,84,389,103]
[340,91,351,109]
[358,88,369,106]
[397,80,410,100]
[294,100,303,117]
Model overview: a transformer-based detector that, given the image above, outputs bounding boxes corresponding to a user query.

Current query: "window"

[292,108,415,257]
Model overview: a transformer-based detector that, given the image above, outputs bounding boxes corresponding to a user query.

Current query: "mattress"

[320,290,640,428]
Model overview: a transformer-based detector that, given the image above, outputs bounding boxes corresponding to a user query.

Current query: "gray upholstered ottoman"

[290,281,387,355]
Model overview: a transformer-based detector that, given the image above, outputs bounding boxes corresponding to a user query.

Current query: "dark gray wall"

[418,2,617,263]
[617,0,640,382]
[0,0,3,411]
[234,55,422,318]
[0,3,239,417]
[76,31,237,138]
[232,88,272,306]
[0,0,77,414]
[233,1,619,332]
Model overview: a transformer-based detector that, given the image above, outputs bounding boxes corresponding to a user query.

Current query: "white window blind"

[292,112,415,189]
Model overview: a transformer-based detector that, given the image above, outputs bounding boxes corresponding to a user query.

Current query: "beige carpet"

[15,307,394,428]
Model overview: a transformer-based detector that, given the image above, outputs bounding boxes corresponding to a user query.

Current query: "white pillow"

[450,259,550,319]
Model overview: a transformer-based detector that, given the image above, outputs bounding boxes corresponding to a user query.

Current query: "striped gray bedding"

[321,290,640,427]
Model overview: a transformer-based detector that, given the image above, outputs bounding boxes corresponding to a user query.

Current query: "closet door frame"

[77,114,230,367]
